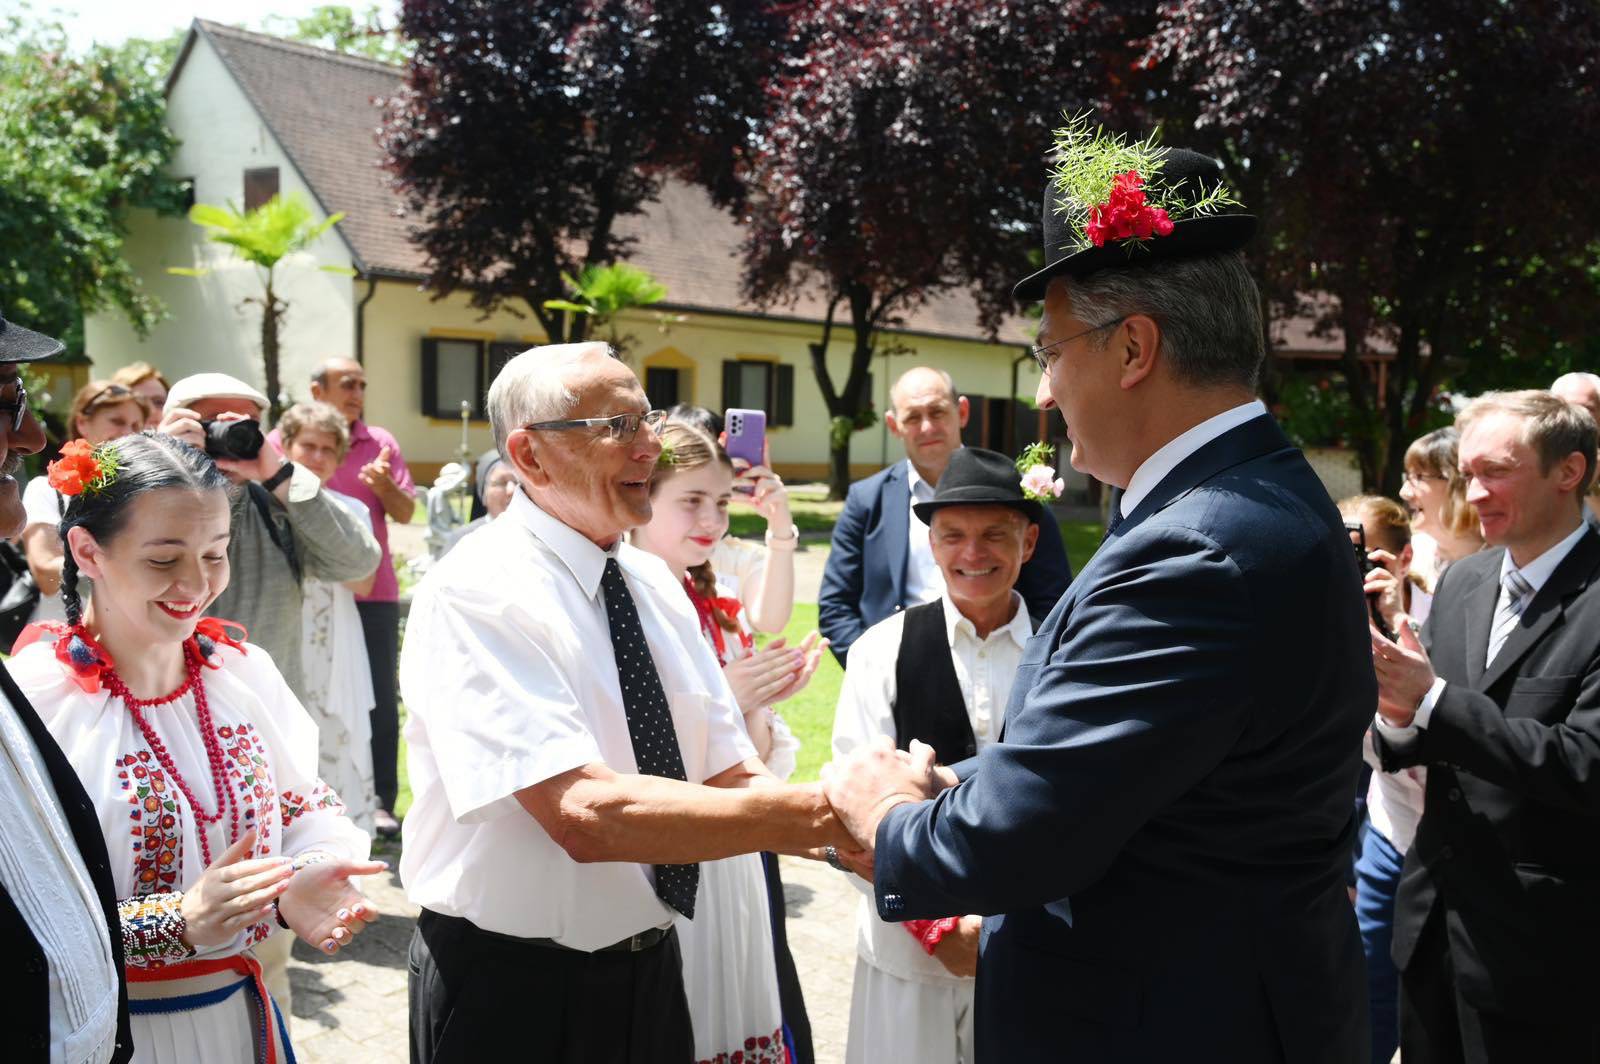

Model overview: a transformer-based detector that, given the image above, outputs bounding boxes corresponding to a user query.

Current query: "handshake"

[814,736,961,881]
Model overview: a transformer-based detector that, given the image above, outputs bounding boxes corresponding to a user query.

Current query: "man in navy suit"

[818,366,1072,664]
[823,136,1373,1062]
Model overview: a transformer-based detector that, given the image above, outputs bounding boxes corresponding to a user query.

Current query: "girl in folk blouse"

[631,421,827,1064]
[12,433,383,1064]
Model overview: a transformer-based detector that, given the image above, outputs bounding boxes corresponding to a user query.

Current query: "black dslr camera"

[200,419,265,461]
[1345,519,1394,640]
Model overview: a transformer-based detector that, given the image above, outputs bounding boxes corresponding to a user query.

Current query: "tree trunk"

[262,275,284,424]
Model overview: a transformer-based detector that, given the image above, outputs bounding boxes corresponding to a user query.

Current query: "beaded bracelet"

[119,892,197,966]
[765,526,799,551]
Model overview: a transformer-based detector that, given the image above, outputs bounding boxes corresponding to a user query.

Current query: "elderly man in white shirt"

[831,446,1041,1064]
[401,342,856,1064]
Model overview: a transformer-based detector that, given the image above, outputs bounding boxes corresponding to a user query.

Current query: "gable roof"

[173,20,1034,346]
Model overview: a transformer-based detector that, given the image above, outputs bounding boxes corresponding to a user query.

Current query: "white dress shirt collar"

[510,486,612,599]
[939,590,1032,650]
[1500,519,1590,595]
[1121,400,1268,518]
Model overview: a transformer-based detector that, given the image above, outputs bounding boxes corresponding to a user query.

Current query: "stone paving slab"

[288,845,859,1063]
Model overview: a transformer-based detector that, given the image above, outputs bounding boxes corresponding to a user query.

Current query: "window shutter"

[421,338,440,417]
[773,363,795,427]
[722,360,740,411]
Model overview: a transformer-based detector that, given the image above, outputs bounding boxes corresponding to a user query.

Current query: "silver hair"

[487,343,609,459]
[1058,251,1265,390]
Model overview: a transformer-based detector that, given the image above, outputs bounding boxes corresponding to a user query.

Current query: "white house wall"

[83,31,355,402]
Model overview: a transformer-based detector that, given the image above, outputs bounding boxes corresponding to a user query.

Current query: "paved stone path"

[287,843,860,1063]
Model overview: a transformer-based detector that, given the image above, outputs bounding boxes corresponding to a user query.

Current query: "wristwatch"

[261,461,295,493]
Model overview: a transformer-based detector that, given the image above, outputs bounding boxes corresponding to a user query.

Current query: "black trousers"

[409,910,693,1064]
[1400,910,1600,1063]
[356,600,400,810]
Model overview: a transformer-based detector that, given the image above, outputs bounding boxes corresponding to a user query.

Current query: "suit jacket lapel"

[883,461,910,606]
[1460,556,1503,687]
[1116,414,1297,537]
[1479,528,1600,691]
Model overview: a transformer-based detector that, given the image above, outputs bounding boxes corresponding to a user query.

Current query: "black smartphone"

[1345,519,1394,639]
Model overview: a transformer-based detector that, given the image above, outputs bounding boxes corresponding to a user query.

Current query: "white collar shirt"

[903,460,947,606]
[831,590,1031,984]
[0,689,120,1064]
[399,488,755,948]
[1120,400,1268,518]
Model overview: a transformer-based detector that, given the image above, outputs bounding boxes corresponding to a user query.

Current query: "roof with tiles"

[174,20,1034,346]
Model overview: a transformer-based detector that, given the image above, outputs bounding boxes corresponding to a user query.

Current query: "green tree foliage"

[0,16,186,350]
[543,263,668,355]
[169,193,352,420]
[262,4,411,64]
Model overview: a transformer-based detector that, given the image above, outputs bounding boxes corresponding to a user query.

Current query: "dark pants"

[761,852,812,1064]
[356,600,400,810]
[409,910,693,1064]
[1400,910,1600,1063]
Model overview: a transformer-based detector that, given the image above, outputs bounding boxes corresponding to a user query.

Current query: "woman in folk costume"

[629,420,827,1064]
[277,402,379,835]
[11,432,384,1064]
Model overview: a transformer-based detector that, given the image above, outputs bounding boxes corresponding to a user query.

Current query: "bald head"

[887,365,969,483]
[311,357,367,423]
[1552,372,1600,425]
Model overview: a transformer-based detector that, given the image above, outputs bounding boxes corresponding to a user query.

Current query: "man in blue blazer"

[819,366,1072,664]
[823,137,1374,1062]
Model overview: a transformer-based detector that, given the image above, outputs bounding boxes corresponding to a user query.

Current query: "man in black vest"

[0,308,132,1063]
[830,446,1040,1064]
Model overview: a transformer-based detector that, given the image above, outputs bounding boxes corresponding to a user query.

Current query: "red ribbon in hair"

[11,617,249,693]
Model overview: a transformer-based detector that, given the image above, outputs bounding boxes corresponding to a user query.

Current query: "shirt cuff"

[1373,677,1446,746]
[285,461,321,503]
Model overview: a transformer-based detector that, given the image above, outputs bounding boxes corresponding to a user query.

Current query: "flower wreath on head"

[1016,442,1065,503]
[47,438,120,498]
[1049,115,1242,253]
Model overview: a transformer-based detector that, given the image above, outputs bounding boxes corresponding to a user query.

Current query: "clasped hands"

[818,736,959,881]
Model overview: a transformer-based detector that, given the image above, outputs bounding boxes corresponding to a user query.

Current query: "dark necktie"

[600,557,698,919]
[1101,503,1125,544]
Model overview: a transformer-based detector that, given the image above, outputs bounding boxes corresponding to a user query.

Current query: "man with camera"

[159,373,381,703]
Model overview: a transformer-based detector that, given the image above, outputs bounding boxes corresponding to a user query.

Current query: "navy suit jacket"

[818,459,1074,664]
[873,415,1373,1063]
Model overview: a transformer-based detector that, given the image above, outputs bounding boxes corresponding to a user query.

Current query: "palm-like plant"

[543,263,668,353]
[169,193,351,420]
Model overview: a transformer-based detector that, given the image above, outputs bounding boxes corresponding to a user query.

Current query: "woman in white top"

[20,381,150,624]
[277,402,379,835]
[12,432,384,1064]
[630,420,825,1064]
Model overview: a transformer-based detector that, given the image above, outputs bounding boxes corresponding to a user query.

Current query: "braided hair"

[651,420,740,633]
[57,432,232,628]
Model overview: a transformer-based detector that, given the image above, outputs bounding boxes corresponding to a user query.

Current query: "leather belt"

[423,909,674,954]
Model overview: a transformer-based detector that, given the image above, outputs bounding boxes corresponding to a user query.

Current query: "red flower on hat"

[1085,170,1175,247]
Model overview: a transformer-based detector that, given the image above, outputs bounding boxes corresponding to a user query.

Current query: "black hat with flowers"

[912,447,1045,526]
[1012,117,1257,302]
[0,305,65,363]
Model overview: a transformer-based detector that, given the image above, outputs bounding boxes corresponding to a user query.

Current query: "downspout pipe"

[354,274,378,365]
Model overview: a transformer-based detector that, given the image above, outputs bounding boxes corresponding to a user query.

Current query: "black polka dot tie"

[601,557,698,919]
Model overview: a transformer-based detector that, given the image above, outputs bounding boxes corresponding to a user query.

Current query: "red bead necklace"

[104,640,239,867]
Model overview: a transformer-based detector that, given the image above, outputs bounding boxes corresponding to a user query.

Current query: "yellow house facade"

[83,20,1053,485]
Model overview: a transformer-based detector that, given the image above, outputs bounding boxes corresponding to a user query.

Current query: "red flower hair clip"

[47,439,120,498]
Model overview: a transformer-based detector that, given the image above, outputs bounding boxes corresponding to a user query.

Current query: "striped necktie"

[600,557,698,919]
[1486,568,1535,666]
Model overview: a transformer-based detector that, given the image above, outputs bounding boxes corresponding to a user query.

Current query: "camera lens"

[201,419,265,461]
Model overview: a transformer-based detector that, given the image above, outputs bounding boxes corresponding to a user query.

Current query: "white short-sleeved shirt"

[20,477,67,624]
[399,488,756,948]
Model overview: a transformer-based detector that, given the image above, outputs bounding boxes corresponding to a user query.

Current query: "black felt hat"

[1012,147,1257,303]
[0,307,65,363]
[912,447,1044,526]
